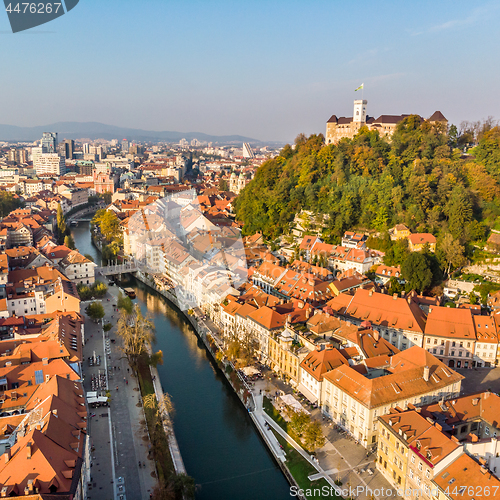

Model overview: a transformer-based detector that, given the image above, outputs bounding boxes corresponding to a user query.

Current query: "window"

[411,456,415,464]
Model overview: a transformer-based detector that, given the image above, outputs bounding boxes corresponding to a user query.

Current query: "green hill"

[235,117,500,247]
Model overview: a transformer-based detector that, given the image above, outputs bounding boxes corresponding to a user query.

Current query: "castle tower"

[353,99,367,124]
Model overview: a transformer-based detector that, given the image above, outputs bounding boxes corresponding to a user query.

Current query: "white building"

[7,290,46,316]
[58,251,97,285]
[34,153,65,176]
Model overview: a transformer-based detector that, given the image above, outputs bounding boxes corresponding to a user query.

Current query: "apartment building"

[58,250,97,285]
[321,347,463,448]
[377,408,460,498]
[328,288,427,351]
[423,307,476,369]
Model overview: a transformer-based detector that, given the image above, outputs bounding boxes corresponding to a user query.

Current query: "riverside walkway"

[83,282,157,500]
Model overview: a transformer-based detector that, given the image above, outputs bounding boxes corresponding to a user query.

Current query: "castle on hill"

[325,99,447,144]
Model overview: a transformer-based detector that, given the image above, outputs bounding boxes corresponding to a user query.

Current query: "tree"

[103,323,113,332]
[303,420,326,451]
[448,124,459,148]
[77,284,92,301]
[219,179,229,192]
[401,252,433,293]
[286,408,311,437]
[57,204,68,241]
[92,209,121,242]
[387,276,404,296]
[92,280,108,298]
[87,301,105,322]
[117,292,133,314]
[149,349,164,367]
[445,186,473,240]
[64,234,76,249]
[0,191,22,217]
[116,304,155,371]
[101,192,112,204]
[439,233,466,276]
[84,254,95,262]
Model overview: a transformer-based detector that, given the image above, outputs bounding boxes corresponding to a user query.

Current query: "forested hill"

[234,117,500,247]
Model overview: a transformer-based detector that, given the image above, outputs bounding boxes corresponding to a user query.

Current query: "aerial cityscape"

[1,2,500,500]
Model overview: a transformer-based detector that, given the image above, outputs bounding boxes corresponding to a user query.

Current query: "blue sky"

[1,0,499,142]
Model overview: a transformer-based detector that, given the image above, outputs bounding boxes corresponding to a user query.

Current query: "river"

[71,223,291,500]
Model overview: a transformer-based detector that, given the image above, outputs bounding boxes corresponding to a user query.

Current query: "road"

[83,280,157,500]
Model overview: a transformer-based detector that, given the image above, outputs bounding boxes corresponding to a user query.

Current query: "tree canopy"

[92,209,121,242]
[235,120,500,249]
[86,301,105,322]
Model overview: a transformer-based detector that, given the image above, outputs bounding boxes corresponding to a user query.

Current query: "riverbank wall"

[133,270,304,497]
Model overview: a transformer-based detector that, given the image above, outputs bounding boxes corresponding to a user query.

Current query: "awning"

[297,383,319,404]
[280,394,310,414]
[241,366,260,377]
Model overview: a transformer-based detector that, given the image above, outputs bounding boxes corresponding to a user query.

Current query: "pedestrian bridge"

[95,262,139,276]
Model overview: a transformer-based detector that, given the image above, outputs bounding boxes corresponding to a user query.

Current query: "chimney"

[472,398,479,406]
[373,330,380,341]
[480,466,488,474]
[4,449,10,463]
[27,442,32,459]
[451,436,460,443]
[393,293,398,300]
[42,357,48,366]
[485,391,490,399]
[306,308,311,319]
[470,433,479,443]
[423,366,430,382]
[45,374,50,383]
[369,290,373,297]
[435,423,443,432]
[52,409,58,417]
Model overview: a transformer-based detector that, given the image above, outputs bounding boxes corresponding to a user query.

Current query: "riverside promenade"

[83,282,157,500]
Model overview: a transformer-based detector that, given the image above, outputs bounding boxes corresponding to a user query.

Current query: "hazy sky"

[1,0,499,142]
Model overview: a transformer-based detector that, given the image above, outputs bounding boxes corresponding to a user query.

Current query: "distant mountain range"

[0,122,262,145]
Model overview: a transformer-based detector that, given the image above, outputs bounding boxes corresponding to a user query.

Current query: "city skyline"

[1,0,500,141]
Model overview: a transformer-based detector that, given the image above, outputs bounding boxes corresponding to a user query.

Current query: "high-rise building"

[62,139,75,159]
[8,149,16,162]
[31,146,44,165]
[34,153,66,176]
[242,143,255,158]
[83,143,90,154]
[121,139,129,152]
[41,132,58,153]
[89,145,103,160]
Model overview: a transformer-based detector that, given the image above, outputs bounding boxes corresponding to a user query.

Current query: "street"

[82,280,157,500]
